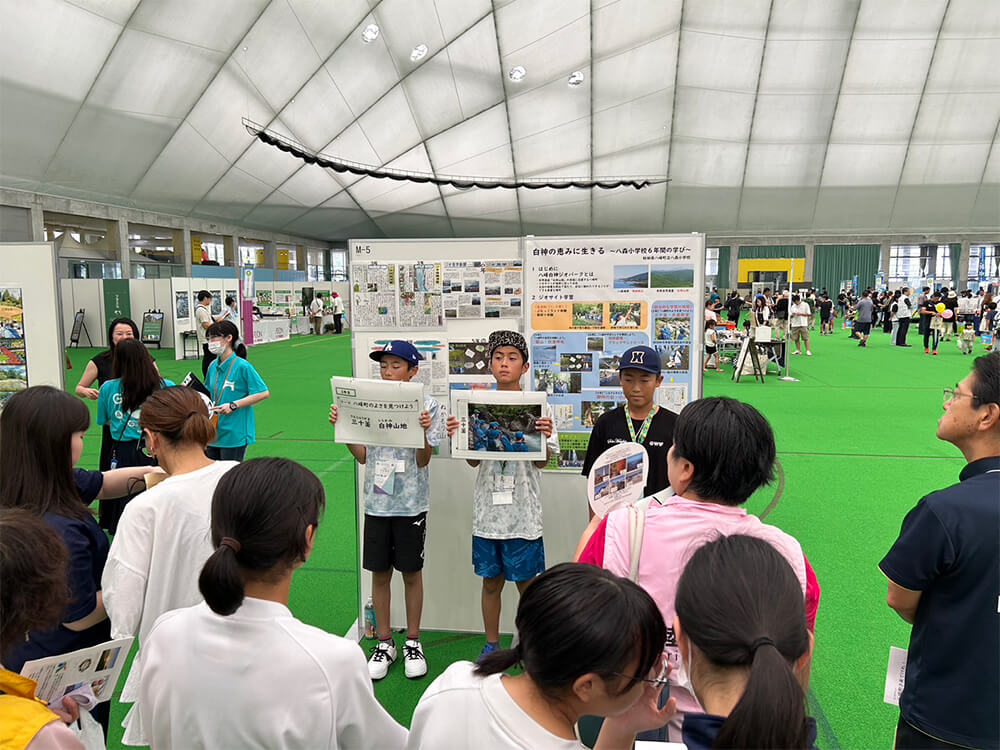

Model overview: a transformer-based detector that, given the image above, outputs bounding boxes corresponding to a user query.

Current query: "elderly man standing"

[879,352,999,749]
[894,287,914,347]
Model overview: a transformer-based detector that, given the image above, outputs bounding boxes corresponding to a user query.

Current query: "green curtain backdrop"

[716,246,731,289]
[813,244,880,295]
[949,243,962,286]
[737,245,806,259]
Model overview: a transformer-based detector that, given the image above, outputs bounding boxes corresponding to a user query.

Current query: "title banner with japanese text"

[525,235,706,471]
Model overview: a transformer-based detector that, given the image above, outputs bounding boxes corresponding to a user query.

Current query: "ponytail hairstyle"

[139,386,216,447]
[675,535,810,749]
[199,458,325,616]
[476,563,665,700]
[113,338,163,412]
[0,386,90,519]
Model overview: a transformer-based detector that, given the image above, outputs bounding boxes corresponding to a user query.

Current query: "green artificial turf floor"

[64,320,978,749]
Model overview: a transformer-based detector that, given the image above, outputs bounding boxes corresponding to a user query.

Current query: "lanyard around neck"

[626,405,658,444]
[212,356,238,406]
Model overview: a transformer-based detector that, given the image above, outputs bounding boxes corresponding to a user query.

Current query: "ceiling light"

[361,24,380,43]
[568,70,585,87]
[410,44,428,61]
[508,65,526,82]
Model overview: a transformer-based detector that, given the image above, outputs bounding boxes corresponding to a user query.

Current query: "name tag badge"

[395,460,406,473]
[373,460,396,495]
[492,491,514,506]
[492,473,515,492]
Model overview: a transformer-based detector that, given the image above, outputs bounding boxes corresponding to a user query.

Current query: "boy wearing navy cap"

[580,345,678,516]
[329,340,441,681]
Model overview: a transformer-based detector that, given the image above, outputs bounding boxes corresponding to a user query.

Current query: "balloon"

[935,303,946,313]
[942,309,953,319]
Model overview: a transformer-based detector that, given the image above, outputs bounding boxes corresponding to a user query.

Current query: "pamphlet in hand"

[20,636,133,707]
[331,376,427,449]
[181,372,211,399]
[587,442,649,518]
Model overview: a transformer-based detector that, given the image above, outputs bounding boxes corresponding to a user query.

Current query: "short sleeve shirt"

[363,395,442,516]
[97,379,174,441]
[73,469,104,503]
[856,298,875,323]
[472,404,558,540]
[3,512,112,673]
[878,457,1000,748]
[580,406,676,499]
[206,354,268,448]
[818,300,833,318]
[194,304,212,346]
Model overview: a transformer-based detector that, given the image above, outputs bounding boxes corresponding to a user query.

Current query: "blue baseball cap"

[618,345,661,375]
[369,340,422,366]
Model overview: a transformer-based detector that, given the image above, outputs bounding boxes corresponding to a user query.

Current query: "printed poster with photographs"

[398,262,444,328]
[525,236,704,470]
[0,286,27,407]
[351,262,397,329]
[587,442,650,518]
[361,335,449,399]
[20,637,133,707]
[450,389,547,462]
[442,260,523,320]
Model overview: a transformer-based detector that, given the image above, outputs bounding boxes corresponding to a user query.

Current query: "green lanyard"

[626,405,658,445]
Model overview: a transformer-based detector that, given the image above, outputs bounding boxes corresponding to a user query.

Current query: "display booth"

[346,234,705,636]
[1,243,64,401]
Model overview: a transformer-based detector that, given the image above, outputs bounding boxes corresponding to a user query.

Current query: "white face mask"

[674,642,706,714]
[208,341,223,354]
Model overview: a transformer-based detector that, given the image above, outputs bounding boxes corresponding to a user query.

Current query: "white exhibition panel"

[170,277,195,360]
[64,279,106,348]
[348,237,588,636]
[1,242,64,392]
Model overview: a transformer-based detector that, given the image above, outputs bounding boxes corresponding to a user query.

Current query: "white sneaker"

[368,639,397,680]
[806,350,812,356]
[791,350,800,355]
[403,639,428,679]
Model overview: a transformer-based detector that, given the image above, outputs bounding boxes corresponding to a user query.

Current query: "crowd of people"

[2,312,998,749]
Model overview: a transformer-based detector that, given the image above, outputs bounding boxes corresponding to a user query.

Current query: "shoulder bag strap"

[627,496,653,583]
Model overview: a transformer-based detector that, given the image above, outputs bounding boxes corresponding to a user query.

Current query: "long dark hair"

[113,338,163,413]
[139,386,215,448]
[199,458,325,615]
[0,386,90,519]
[675,535,810,749]
[0,508,69,658]
[477,563,666,699]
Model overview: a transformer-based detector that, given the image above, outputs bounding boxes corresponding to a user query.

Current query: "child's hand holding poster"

[450,390,548,462]
[331,376,426,449]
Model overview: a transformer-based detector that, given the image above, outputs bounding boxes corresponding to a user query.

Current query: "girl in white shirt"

[139,458,405,750]
[407,563,676,750]
[102,386,239,746]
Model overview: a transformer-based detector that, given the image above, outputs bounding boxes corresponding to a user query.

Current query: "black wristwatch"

[230,401,240,411]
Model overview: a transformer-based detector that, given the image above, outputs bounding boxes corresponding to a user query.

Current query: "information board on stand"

[525,235,705,470]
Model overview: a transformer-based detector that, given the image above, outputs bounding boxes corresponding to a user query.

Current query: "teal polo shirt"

[206,353,268,448]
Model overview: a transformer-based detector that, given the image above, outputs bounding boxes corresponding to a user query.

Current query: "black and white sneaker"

[368,639,397,680]
[403,638,427,679]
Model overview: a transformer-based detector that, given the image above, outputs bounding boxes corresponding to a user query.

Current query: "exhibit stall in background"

[346,234,705,636]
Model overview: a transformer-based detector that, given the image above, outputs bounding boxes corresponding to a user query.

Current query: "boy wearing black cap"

[446,330,557,661]
[329,340,441,681]
[580,345,678,516]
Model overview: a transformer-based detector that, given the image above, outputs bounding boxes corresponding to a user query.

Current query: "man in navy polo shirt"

[879,351,1000,749]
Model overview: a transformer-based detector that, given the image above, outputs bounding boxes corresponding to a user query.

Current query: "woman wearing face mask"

[102,386,239,746]
[204,321,269,462]
[214,297,248,360]
[674,534,816,749]
[407,563,675,749]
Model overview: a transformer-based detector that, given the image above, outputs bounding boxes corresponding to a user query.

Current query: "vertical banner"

[525,235,705,470]
[0,286,27,407]
[240,267,255,346]
[103,279,131,331]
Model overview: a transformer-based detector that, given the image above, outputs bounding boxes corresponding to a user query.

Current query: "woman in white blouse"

[139,458,406,750]
[102,386,239,746]
[407,564,676,750]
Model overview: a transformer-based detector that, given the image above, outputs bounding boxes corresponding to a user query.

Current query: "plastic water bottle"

[363,597,376,640]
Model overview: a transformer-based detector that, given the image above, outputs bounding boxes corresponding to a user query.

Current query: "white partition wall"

[1,242,65,393]
[170,277,194,360]
[59,279,106,348]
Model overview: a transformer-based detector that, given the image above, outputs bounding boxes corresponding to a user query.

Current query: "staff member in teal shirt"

[204,321,269,462]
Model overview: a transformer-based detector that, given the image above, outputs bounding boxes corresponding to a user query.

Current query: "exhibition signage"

[102,279,131,332]
[331,376,426,449]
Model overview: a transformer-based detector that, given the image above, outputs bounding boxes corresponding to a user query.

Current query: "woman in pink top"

[577,397,819,740]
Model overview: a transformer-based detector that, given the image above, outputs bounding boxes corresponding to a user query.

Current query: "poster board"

[347,237,580,635]
[0,243,64,395]
[69,310,87,345]
[140,310,165,346]
[524,235,705,470]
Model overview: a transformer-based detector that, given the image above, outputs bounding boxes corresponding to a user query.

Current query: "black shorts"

[705,346,717,354]
[363,512,427,573]
[855,321,872,335]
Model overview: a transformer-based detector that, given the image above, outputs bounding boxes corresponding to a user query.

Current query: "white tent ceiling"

[1,0,998,241]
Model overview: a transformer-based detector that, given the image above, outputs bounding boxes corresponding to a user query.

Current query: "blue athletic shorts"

[472,536,545,581]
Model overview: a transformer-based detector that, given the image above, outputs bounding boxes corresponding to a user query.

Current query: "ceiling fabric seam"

[661,0,685,232]
[734,0,776,227]
[887,0,952,227]
[967,111,1000,229]
[810,0,863,226]
[491,0,522,236]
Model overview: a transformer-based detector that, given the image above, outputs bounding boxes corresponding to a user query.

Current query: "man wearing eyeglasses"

[879,352,1000,750]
